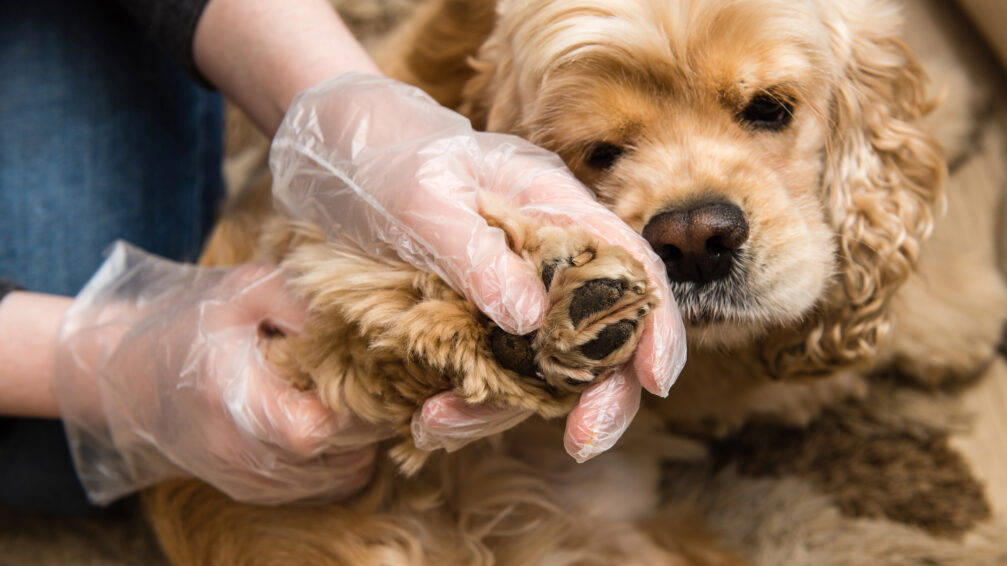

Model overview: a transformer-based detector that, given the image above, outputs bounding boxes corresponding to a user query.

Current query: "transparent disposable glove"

[54,242,389,505]
[271,73,688,462]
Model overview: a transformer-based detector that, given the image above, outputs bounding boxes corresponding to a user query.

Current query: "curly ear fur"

[764,2,946,378]
[375,0,498,111]
[458,12,516,131]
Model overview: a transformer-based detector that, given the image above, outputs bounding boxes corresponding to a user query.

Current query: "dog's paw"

[489,235,653,395]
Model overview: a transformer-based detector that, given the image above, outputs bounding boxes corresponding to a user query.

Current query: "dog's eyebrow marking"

[722,84,796,109]
[553,48,684,98]
[754,88,796,110]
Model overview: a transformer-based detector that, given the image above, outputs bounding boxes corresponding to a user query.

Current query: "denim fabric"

[0,0,225,512]
[0,0,224,296]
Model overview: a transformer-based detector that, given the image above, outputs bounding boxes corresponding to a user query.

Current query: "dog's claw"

[571,250,595,267]
[542,250,597,292]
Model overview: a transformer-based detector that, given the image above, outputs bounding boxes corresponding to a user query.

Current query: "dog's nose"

[642,202,749,284]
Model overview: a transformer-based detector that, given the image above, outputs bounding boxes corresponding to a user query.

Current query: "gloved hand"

[271,73,688,462]
[54,242,389,505]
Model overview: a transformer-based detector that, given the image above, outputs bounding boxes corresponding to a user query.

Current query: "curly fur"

[763,6,946,378]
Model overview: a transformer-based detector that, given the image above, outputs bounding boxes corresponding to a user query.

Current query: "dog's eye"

[585,142,625,170]
[739,94,794,131]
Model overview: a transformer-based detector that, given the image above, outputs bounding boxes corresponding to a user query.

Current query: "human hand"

[271,73,687,462]
[54,242,388,505]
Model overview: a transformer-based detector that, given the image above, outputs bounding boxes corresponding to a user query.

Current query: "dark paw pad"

[541,259,565,291]
[569,278,627,326]
[489,326,539,378]
[579,319,638,360]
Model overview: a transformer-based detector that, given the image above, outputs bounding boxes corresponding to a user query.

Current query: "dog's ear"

[765,2,946,378]
[458,1,531,133]
[458,44,511,132]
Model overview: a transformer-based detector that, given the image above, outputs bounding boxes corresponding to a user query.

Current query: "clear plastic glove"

[271,73,688,462]
[54,242,389,505]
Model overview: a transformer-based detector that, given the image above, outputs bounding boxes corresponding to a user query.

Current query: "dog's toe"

[579,319,639,360]
[570,278,628,326]
[489,326,540,378]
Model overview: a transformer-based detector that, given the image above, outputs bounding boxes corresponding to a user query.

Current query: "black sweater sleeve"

[112,0,213,84]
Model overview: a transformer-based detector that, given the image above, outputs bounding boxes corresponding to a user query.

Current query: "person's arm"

[0,291,71,418]
[193,0,381,135]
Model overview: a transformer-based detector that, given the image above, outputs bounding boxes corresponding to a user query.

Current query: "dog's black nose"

[642,202,749,284]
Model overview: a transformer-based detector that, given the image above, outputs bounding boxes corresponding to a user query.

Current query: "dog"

[144,0,1007,564]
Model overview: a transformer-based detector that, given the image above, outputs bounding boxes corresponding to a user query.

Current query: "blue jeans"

[0,0,225,512]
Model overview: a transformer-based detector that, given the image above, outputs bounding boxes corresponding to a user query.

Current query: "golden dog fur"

[144,0,1007,564]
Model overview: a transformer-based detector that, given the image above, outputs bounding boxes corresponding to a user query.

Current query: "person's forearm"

[0,292,73,418]
[193,0,382,136]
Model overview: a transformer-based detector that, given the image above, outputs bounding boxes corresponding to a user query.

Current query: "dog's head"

[461,0,945,378]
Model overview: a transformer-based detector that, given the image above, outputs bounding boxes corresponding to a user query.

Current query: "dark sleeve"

[112,0,213,84]
[0,278,22,306]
